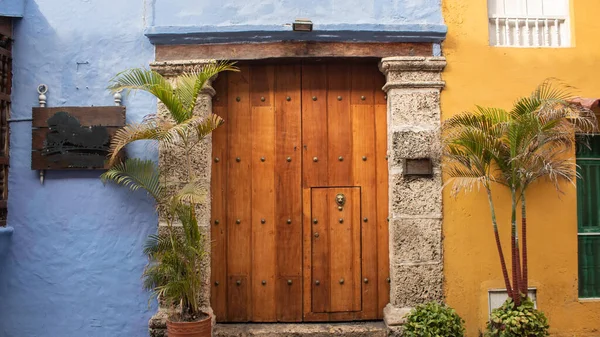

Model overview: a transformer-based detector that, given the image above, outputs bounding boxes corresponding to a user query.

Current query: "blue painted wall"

[151,0,443,26]
[146,0,446,44]
[0,0,446,336]
[0,1,157,336]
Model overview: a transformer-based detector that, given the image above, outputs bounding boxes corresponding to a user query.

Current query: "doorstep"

[214,321,390,337]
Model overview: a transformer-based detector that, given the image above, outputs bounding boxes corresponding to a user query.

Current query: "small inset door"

[311,187,362,313]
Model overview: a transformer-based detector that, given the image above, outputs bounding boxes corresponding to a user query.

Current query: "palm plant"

[443,80,597,306]
[100,62,238,321]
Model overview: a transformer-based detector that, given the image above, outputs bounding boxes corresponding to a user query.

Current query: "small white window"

[488,0,570,47]
[488,288,537,317]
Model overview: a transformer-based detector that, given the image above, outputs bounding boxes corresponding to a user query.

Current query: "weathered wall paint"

[442,1,600,336]
[146,0,447,45]
[0,1,157,336]
[152,0,444,27]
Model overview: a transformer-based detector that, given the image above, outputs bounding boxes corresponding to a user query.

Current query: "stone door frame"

[149,55,446,335]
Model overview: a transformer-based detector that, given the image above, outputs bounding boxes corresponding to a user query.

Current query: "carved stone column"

[147,59,217,337]
[379,57,446,333]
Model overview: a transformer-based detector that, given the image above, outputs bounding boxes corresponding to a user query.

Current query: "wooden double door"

[210,61,389,322]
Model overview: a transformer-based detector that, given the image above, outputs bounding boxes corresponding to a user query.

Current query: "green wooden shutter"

[577,135,600,298]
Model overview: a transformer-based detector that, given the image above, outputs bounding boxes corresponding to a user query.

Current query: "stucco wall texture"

[441,1,600,336]
[151,0,444,27]
[0,1,157,336]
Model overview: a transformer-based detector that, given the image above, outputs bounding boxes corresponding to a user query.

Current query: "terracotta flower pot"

[166,315,211,337]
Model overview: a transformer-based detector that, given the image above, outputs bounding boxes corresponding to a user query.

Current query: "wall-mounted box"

[31,106,125,170]
[403,158,433,177]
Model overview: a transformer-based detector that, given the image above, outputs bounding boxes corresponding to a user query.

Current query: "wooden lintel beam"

[156,42,433,62]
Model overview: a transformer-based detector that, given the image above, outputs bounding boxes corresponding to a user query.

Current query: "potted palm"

[101,62,237,337]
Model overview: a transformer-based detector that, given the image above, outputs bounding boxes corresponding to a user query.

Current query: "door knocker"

[335,193,346,211]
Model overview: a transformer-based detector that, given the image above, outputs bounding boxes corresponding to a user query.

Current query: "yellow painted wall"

[441,1,600,336]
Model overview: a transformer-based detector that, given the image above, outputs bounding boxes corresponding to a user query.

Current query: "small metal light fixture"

[293,19,313,32]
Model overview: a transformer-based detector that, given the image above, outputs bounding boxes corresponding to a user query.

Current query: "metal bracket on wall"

[37,84,48,185]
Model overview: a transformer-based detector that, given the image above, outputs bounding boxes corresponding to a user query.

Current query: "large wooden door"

[211,62,389,322]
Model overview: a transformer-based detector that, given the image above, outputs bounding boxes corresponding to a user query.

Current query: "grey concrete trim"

[214,322,388,337]
[383,304,411,326]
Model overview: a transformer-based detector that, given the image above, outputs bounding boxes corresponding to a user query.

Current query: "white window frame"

[488,288,537,318]
[487,0,571,47]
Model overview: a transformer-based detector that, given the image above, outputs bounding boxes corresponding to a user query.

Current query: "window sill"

[0,226,13,237]
[578,298,600,302]
[489,45,572,49]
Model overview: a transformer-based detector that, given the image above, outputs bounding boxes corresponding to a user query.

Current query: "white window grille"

[488,0,570,47]
[488,288,537,317]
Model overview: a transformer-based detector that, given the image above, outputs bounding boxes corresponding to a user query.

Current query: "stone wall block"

[151,59,218,77]
[379,57,447,92]
[388,89,440,126]
[386,70,442,86]
[389,263,443,307]
[391,218,442,263]
[390,172,442,217]
[389,129,441,167]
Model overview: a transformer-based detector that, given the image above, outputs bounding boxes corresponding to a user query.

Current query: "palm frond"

[107,115,177,166]
[100,158,162,202]
[190,114,225,143]
[175,61,239,117]
[108,68,188,123]
[169,181,208,214]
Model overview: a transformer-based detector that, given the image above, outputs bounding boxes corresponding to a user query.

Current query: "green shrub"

[403,301,465,337]
[486,297,549,337]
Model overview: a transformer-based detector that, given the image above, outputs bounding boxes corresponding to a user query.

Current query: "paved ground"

[214,321,388,337]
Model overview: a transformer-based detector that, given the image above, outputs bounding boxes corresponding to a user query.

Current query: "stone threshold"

[214,321,389,337]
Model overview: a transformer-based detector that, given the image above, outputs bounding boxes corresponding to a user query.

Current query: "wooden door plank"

[250,104,277,322]
[251,65,274,107]
[210,71,229,321]
[311,188,330,313]
[276,276,302,321]
[274,64,303,322]
[250,64,277,322]
[328,187,361,312]
[326,64,352,186]
[374,70,390,318]
[350,64,379,319]
[31,106,126,127]
[302,187,314,319]
[350,188,363,312]
[226,66,252,321]
[31,127,120,150]
[302,64,328,188]
[228,275,249,321]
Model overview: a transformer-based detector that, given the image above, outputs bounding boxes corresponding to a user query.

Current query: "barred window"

[576,135,600,298]
[488,0,571,47]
